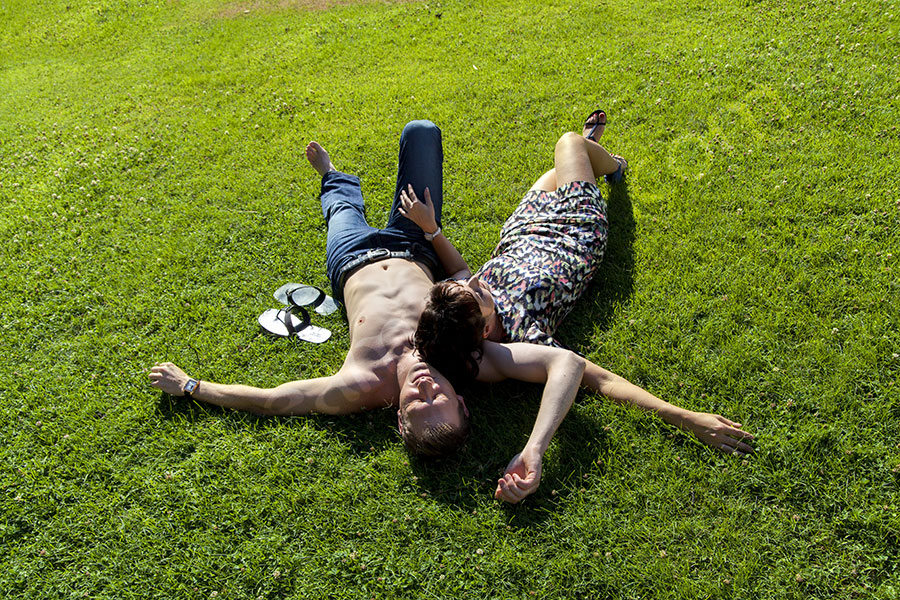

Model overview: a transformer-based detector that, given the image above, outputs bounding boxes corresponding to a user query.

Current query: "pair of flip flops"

[257,283,338,343]
[583,109,628,184]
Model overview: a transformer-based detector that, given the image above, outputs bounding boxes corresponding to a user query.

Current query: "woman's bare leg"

[555,133,623,188]
[528,116,624,191]
[530,169,558,192]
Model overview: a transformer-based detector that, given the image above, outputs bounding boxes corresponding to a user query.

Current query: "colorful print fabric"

[476,181,608,346]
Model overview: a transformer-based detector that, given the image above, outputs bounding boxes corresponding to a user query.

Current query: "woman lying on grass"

[400,110,755,503]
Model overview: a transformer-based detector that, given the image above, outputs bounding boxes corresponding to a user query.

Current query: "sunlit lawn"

[1,0,898,598]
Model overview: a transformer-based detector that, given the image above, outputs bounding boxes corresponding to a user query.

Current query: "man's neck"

[394,348,420,387]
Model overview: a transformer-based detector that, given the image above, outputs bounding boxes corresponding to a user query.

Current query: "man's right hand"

[149,362,192,396]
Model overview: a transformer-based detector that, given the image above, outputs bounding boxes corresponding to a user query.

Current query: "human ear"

[457,395,469,417]
[396,410,404,433]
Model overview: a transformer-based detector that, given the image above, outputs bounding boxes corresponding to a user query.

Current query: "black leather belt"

[336,248,415,291]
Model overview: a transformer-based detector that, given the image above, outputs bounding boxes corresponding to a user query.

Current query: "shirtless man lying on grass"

[151,120,586,457]
[150,119,753,503]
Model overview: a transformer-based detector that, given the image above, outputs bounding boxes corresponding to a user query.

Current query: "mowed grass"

[1,0,898,598]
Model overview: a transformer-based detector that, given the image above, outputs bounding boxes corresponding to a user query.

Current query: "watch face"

[183,379,198,395]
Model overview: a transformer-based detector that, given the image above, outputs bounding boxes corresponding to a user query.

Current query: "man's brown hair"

[413,281,486,386]
[399,399,471,457]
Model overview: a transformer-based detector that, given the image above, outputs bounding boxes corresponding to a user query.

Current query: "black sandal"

[583,109,607,142]
[605,155,628,184]
[274,283,338,315]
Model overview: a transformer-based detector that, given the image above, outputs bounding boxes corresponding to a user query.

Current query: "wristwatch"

[424,226,441,241]
[182,378,200,397]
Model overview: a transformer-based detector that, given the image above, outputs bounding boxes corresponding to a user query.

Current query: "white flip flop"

[257,306,331,343]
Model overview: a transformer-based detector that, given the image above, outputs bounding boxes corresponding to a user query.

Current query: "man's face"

[397,360,468,436]
[448,274,495,318]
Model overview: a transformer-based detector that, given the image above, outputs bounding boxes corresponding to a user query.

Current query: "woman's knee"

[555,131,585,153]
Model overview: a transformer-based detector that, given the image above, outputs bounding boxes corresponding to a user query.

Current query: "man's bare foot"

[583,110,606,142]
[306,141,336,176]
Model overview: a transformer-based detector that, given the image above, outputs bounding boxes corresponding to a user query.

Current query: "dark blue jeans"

[321,120,445,302]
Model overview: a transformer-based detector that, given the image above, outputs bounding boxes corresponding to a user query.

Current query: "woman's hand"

[398,184,438,234]
[494,446,543,503]
[685,411,754,455]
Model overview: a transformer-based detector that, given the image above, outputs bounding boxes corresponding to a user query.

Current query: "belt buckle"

[366,248,390,261]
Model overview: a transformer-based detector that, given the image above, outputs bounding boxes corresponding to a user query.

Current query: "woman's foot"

[306,141,336,176]
[583,110,606,142]
[605,154,628,183]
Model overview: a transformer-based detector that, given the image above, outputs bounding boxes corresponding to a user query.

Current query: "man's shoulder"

[336,356,392,384]
[340,349,402,399]
[301,361,398,410]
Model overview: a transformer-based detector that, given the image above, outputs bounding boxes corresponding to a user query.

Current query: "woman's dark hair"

[413,281,485,385]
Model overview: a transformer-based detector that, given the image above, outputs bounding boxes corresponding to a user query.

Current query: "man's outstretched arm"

[148,362,383,416]
[582,361,754,455]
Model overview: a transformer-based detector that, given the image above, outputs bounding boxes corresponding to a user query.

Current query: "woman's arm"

[478,342,586,503]
[475,343,755,502]
[397,185,471,279]
[582,360,754,454]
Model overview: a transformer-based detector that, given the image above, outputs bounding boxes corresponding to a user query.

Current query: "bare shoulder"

[475,341,509,383]
[337,350,402,408]
[272,362,396,414]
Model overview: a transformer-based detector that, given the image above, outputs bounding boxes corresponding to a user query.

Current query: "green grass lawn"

[1,0,898,597]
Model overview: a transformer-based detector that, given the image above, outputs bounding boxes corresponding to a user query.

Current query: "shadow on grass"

[155,391,401,451]
[407,380,614,521]
[155,382,615,519]
[556,181,636,351]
